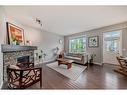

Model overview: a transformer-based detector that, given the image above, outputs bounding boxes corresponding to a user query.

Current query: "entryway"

[103,30,122,65]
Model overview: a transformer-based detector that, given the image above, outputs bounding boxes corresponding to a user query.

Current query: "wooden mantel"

[1,44,37,53]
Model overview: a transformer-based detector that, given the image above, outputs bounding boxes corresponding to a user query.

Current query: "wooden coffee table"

[57,58,74,69]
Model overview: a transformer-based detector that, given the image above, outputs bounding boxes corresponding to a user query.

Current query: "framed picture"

[6,22,25,45]
[88,36,99,47]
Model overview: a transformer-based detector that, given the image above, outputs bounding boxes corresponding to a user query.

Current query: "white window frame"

[69,35,86,54]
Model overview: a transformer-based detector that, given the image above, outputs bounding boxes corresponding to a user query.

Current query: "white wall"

[0,7,6,44]
[40,30,64,62]
[23,26,64,62]
[0,7,5,89]
[0,45,3,89]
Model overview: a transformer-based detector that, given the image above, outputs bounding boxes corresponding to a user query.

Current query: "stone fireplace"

[1,45,37,81]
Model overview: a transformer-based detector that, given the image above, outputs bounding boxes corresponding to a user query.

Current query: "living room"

[1,5,127,91]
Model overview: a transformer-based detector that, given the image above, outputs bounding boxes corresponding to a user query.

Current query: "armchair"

[114,56,127,76]
[7,65,42,89]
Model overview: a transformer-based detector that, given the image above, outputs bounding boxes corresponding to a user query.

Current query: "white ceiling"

[3,6,127,36]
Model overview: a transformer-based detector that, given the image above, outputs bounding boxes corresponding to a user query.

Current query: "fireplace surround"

[1,44,37,81]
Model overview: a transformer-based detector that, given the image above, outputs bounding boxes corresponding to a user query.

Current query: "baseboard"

[103,63,119,66]
[0,81,3,89]
[93,62,103,66]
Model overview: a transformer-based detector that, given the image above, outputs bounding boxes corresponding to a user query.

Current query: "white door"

[103,30,122,65]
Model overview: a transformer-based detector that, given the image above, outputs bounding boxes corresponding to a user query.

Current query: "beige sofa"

[64,53,88,65]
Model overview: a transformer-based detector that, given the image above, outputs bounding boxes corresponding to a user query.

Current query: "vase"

[16,41,20,45]
[12,41,16,45]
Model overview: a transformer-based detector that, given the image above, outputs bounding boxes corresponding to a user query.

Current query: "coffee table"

[57,58,74,69]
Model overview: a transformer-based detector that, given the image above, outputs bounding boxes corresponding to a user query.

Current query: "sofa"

[64,53,89,65]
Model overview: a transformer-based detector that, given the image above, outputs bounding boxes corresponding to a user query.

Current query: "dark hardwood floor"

[2,63,127,89]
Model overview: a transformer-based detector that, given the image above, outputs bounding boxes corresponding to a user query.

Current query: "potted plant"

[89,54,96,65]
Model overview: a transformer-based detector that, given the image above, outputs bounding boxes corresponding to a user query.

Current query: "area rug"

[46,61,87,80]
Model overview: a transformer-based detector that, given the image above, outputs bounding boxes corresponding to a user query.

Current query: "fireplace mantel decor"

[6,22,25,45]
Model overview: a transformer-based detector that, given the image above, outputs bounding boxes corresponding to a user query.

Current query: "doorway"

[103,30,122,65]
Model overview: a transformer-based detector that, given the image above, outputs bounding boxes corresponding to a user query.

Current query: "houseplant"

[89,54,96,65]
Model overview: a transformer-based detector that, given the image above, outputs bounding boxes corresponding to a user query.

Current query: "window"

[105,39,119,52]
[104,31,120,52]
[69,36,86,53]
